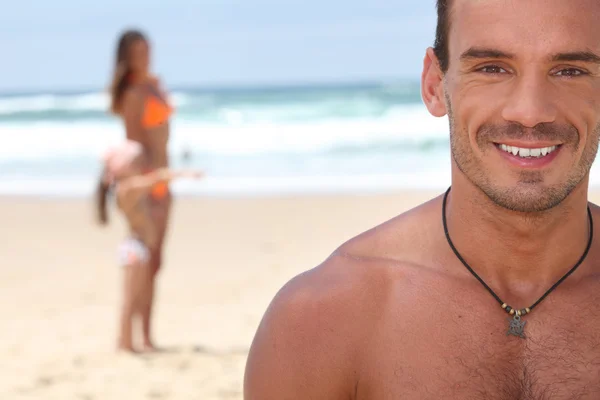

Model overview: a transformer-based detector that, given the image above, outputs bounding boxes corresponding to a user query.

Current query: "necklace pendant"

[506,314,527,339]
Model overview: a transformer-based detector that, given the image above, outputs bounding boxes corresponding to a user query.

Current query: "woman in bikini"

[106,29,174,351]
[96,140,202,352]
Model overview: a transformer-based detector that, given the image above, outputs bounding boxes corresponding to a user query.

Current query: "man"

[244,0,600,398]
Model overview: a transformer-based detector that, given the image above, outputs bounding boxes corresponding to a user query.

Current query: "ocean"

[1,81,597,197]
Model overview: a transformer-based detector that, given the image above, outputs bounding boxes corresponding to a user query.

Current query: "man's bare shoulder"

[254,193,446,339]
[244,193,448,398]
[244,250,391,398]
[264,193,444,327]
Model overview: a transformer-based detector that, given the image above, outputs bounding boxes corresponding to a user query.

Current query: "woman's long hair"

[109,29,147,115]
[95,169,111,225]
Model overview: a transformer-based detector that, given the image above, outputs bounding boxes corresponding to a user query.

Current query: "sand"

[0,191,439,400]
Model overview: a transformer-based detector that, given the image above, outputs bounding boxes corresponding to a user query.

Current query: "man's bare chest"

[358,301,600,400]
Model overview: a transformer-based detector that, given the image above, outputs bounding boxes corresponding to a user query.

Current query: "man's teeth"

[499,144,558,158]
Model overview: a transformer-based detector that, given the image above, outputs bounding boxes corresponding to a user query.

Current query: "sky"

[0,1,437,92]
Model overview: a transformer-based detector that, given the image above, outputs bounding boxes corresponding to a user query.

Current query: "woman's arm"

[121,88,145,143]
[119,168,204,200]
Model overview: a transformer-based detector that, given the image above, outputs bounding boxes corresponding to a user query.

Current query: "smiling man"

[244,0,600,398]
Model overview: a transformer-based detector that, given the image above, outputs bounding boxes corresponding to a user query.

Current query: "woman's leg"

[117,248,149,352]
[140,194,172,350]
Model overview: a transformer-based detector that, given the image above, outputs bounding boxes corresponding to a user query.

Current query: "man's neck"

[445,175,591,305]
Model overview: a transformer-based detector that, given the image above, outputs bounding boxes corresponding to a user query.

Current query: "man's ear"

[421,47,447,117]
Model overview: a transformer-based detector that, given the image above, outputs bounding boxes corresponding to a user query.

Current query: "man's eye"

[477,65,507,74]
[555,68,586,78]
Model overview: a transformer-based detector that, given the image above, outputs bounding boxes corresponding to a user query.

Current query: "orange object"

[151,181,169,199]
[142,95,173,128]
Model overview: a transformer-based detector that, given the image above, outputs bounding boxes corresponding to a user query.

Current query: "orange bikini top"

[141,83,174,128]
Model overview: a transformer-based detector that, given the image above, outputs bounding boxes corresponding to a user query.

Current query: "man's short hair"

[433,0,451,73]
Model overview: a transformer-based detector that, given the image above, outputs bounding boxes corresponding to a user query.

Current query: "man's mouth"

[495,143,561,159]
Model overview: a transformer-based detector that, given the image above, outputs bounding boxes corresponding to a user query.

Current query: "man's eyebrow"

[550,51,600,64]
[459,47,600,65]
[459,47,515,61]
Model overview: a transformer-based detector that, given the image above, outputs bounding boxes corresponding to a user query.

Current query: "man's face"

[422,0,600,212]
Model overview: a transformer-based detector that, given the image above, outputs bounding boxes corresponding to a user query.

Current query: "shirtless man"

[244,0,600,398]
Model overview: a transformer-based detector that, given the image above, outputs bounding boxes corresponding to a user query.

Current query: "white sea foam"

[4,85,599,197]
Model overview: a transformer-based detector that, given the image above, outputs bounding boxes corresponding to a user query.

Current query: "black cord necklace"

[442,187,594,339]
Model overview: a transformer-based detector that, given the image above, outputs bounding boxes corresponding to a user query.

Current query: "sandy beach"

[0,190,445,400]
[3,189,600,399]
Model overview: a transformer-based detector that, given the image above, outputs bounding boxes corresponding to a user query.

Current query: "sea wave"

[0,82,423,123]
[0,82,458,197]
[0,104,449,161]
